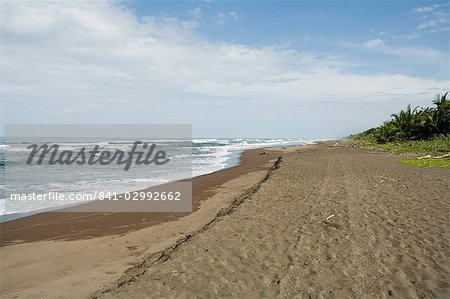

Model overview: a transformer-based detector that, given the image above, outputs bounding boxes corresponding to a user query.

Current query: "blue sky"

[1,0,449,138]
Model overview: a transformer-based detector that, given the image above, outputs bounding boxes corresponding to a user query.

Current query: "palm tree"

[432,92,450,135]
[414,107,435,139]
[391,105,419,140]
[374,122,397,143]
[365,92,450,143]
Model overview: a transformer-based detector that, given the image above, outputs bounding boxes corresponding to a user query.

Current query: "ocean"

[0,138,313,219]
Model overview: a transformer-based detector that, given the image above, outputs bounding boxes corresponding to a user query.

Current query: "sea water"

[0,138,313,218]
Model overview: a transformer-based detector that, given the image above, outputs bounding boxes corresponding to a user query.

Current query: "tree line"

[355,92,449,143]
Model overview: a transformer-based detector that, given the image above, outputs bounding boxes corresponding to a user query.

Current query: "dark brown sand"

[98,143,449,299]
[0,146,283,298]
[1,143,449,298]
[0,148,279,245]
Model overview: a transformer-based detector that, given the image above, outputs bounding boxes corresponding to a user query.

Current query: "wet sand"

[0,146,284,298]
[1,143,449,298]
[0,148,280,245]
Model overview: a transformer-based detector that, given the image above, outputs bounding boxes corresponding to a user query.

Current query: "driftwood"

[417,155,432,160]
[417,153,449,160]
[433,153,450,159]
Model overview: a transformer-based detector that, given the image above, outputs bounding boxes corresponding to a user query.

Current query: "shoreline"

[99,142,449,298]
[0,146,293,245]
[0,144,308,298]
[0,142,313,223]
[3,141,446,298]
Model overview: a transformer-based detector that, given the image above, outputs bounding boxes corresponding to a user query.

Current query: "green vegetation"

[353,135,450,154]
[353,92,449,144]
[399,158,450,169]
[352,92,450,168]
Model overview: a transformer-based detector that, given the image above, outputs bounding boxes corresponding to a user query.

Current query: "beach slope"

[1,144,448,298]
[97,144,449,298]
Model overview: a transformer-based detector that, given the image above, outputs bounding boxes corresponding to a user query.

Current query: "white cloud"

[413,5,438,14]
[417,15,449,32]
[363,39,385,48]
[213,11,238,25]
[413,3,448,14]
[413,3,450,33]
[189,7,203,19]
[188,5,238,26]
[185,71,446,101]
[342,39,446,63]
[229,11,238,19]
[0,1,448,137]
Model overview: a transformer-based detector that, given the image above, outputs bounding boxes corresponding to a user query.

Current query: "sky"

[0,0,449,139]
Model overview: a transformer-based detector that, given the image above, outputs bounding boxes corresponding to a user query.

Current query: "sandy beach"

[2,1,449,298]
[1,142,449,298]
